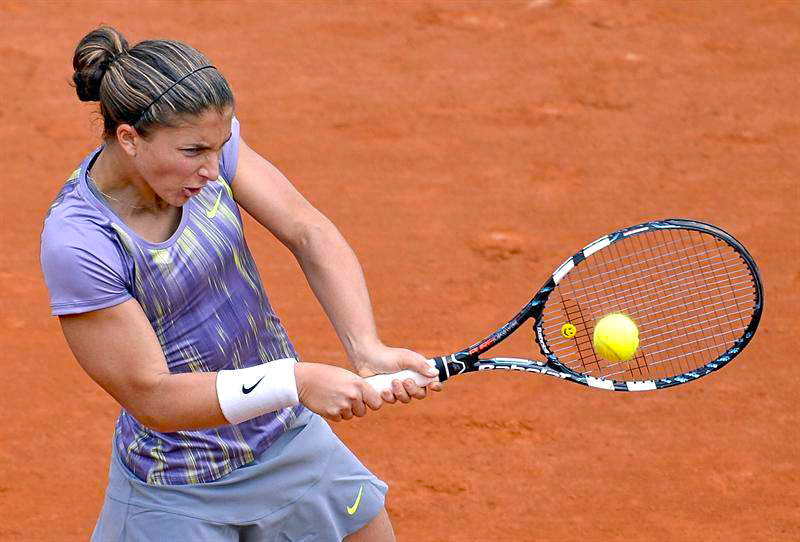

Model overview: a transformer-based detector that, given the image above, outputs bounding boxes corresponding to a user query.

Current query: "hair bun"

[72,26,129,102]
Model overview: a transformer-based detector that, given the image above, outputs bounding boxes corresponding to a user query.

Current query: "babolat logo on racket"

[478,361,570,380]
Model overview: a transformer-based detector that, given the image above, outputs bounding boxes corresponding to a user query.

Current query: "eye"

[181,148,201,156]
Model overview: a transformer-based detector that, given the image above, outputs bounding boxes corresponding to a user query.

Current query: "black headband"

[135,65,217,124]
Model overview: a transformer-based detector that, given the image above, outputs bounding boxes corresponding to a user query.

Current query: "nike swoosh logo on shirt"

[346,484,364,516]
[206,191,223,218]
[242,376,265,394]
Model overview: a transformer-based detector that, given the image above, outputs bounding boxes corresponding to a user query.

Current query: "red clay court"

[1,1,798,540]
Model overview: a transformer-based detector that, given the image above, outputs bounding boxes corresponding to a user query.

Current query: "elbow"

[136,411,200,433]
[288,221,333,258]
[129,403,176,433]
[124,376,179,433]
[137,412,171,433]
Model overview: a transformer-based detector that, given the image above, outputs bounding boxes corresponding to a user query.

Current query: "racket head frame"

[432,219,763,391]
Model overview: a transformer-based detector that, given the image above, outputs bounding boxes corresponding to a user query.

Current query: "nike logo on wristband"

[242,376,265,394]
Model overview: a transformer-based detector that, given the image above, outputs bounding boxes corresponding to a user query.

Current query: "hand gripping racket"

[367,219,763,393]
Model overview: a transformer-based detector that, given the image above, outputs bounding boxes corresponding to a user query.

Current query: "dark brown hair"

[72,26,234,139]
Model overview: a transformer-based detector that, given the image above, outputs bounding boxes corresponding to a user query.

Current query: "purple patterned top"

[40,118,306,485]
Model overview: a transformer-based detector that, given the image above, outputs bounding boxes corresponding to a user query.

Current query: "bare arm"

[232,139,380,361]
[232,138,441,400]
[59,299,226,432]
[60,298,383,428]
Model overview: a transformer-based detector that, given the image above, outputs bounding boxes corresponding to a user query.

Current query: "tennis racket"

[367,219,763,393]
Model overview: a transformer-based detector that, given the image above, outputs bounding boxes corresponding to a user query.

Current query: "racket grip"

[365,360,440,394]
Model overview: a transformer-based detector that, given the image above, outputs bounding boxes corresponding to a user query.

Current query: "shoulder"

[220,116,241,184]
[39,151,135,316]
[40,166,131,303]
[41,170,120,257]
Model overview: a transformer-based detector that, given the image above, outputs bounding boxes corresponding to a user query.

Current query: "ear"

[116,124,139,157]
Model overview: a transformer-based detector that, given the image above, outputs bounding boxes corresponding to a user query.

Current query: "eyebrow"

[184,132,233,151]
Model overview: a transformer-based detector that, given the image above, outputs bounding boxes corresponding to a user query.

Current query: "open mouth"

[183,187,203,198]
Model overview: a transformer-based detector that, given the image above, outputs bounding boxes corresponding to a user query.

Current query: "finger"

[403,379,427,400]
[380,389,397,404]
[362,385,383,411]
[430,382,444,392]
[392,379,412,404]
[340,409,353,421]
[327,413,342,423]
[352,399,367,418]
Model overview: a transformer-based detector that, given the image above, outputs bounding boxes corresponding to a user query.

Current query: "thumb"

[397,350,440,379]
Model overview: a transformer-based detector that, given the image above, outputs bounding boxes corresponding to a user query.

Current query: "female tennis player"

[40,27,441,541]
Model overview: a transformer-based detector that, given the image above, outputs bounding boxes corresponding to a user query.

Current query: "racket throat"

[432,355,471,382]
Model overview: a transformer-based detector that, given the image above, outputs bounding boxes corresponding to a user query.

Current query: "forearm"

[136,371,227,432]
[138,357,390,430]
[292,220,381,362]
[139,358,300,432]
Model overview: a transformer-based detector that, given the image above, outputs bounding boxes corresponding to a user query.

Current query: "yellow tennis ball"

[592,313,639,362]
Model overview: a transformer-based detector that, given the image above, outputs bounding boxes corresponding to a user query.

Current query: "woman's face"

[130,107,234,206]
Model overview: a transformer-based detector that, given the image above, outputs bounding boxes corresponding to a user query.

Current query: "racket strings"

[556,319,750,377]
[570,238,724,291]
[605,230,748,377]
[565,253,750,305]
[602,332,750,380]
[544,283,754,341]
[541,228,757,381]
[547,307,752,354]
[624,230,748,376]
[582,234,695,270]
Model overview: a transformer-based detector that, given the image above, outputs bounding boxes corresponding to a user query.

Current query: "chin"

[158,193,186,207]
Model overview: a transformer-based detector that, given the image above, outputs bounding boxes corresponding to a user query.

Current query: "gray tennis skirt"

[92,409,388,541]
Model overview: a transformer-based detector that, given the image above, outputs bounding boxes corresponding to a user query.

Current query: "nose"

[198,153,220,182]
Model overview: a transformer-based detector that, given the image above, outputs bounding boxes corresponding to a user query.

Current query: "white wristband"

[216,357,299,425]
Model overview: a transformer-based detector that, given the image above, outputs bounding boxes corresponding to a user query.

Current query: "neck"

[91,143,168,213]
